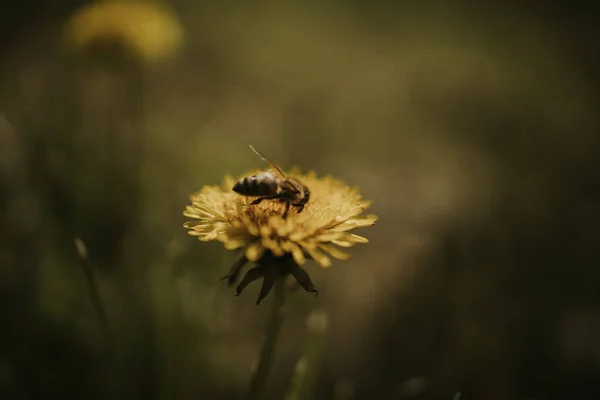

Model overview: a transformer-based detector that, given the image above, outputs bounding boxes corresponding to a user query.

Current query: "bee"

[233,145,310,218]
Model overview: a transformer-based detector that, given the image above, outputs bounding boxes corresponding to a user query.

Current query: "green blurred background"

[1,1,599,399]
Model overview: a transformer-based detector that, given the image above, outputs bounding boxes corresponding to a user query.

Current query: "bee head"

[300,185,310,205]
[284,178,310,205]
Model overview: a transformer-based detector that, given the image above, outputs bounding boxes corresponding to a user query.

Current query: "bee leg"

[251,197,266,205]
[294,204,305,214]
[282,202,291,218]
[251,195,278,206]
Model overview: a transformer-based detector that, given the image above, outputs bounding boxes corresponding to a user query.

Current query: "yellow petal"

[260,224,273,237]
[279,241,295,252]
[330,219,372,232]
[348,234,369,243]
[271,246,285,257]
[191,203,222,220]
[224,240,246,250]
[245,242,265,262]
[304,248,332,268]
[364,214,379,223]
[291,245,306,265]
[279,242,307,265]
[183,206,201,218]
[330,239,356,247]
[262,238,279,251]
[246,223,260,236]
[318,244,350,260]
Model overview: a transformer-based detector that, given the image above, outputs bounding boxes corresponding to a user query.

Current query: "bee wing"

[249,145,288,179]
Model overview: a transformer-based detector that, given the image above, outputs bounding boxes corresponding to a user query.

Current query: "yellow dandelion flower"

[183,166,377,304]
[65,0,184,63]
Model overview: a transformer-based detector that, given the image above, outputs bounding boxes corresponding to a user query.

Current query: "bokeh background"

[1,1,599,399]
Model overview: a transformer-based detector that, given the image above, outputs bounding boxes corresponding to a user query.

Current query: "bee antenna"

[248,144,287,178]
[248,145,265,161]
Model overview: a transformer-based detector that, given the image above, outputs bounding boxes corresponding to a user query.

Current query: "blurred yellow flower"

[65,0,183,63]
[183,170,377,304]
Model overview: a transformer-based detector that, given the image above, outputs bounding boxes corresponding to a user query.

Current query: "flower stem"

[248,277,286,399]
[75,239,122,398]
[75,239,112,339]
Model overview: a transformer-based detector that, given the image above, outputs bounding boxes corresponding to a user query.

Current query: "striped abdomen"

[233,172,278,196]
